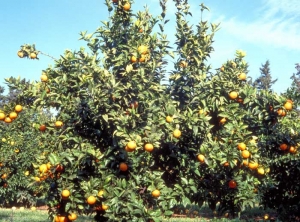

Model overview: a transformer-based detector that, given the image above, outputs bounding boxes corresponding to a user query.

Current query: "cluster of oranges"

[17,50,38,59]
[0,105,23,123]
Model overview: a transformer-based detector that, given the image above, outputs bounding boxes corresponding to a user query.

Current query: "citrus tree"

[0,81,55,207]
[4,0,300,221]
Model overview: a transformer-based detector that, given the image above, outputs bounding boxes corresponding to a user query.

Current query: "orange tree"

[0,81,56,207]
[6,0,300,221]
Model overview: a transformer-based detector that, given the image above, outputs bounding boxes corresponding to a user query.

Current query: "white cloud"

[219,0,300,51]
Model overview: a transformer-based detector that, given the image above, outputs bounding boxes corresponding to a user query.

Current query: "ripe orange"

[173,129,181,138]
[237,143,246,151]
[277,108,286,117]
[4,117,12,123]
[17,50,24,58]
[263,214,269,220]
[127,141,137,151]
[279,143,288,151]
[229,91,238,100]
[220,66,225,72]
[131,56,137,63]
[30,52,37,59]
[223,162,229,167]
[39,164,48,173]
[238,73,246,80]
[15,105,23,112]
[144,143,154,152]
[46,162,51,170]
[39,124,46,131]
[257,167,265,175]
[101,204,109,210]
[61,189,70,199]
[197,154,205,163]
[119,162,128,171]
[219,117,227,124]
[166,115,173,123]
[68,213,77,221]
[241,150,250,158]
[123,2,131,11]
[284,101,293,110]
[228,180,237,188]
[125,145,134,152]
[87,196,96,205]
[139,55,146,62]
[289,146,297,153]
[9,112,18,119]
[55,215,68,222]
[55,121,63,128]
[248,161,258,170]
[1,173,7,179]
[0,112,5,120]
[41,74,48,82]
[151,189,160,198]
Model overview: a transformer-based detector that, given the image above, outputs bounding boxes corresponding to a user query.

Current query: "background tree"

[252,60,277,90]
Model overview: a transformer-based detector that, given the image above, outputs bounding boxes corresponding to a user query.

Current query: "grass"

[0,206,280,222]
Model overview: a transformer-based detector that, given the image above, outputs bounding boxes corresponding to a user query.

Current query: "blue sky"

[0,0,299,94]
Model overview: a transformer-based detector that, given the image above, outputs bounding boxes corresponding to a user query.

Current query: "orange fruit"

[237,143,246,151]
[197,154,205,163]
[280,143,288,151]
[238,73,246,80]
[242,160,248,166]
[4,117,12,123]
[173,129,181,138]
[9,112,18,119]
[61,190,70,199]
[264,214,269,220]
[1,173,7,179]
[228,180,237,188]
[127,141,137,151]
[241,150,250,158]
[223,162,229,167]
[257,167,265,175]
[123,2,131,11]
[15,105,23,112]
[277,108,286,117]
[55,121,63,128]
[131,56,137,63]
[41,74,48,82]
[119,162,128,171]
[17,50,24,58]
[139,55,146,62]
[236,97,244,104]
[219,117,226,124]
[289,146,297,153]
[220,66,225,72]
[284,101,293,110]
[39,164,48,173]
[39,124,46,131]
[55,215,68,222]
[87,196,96,205]
[248,161,258,170]
[0,112,5,120]
[166,116,173,123]
[151,189,160,198]
[101,204,109,210]
[30,52,37,59]
[229,91,238,100]
[68,213,77,221]
[125,145,134,152]
[46,162,51,170]
[144,143,154,152]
